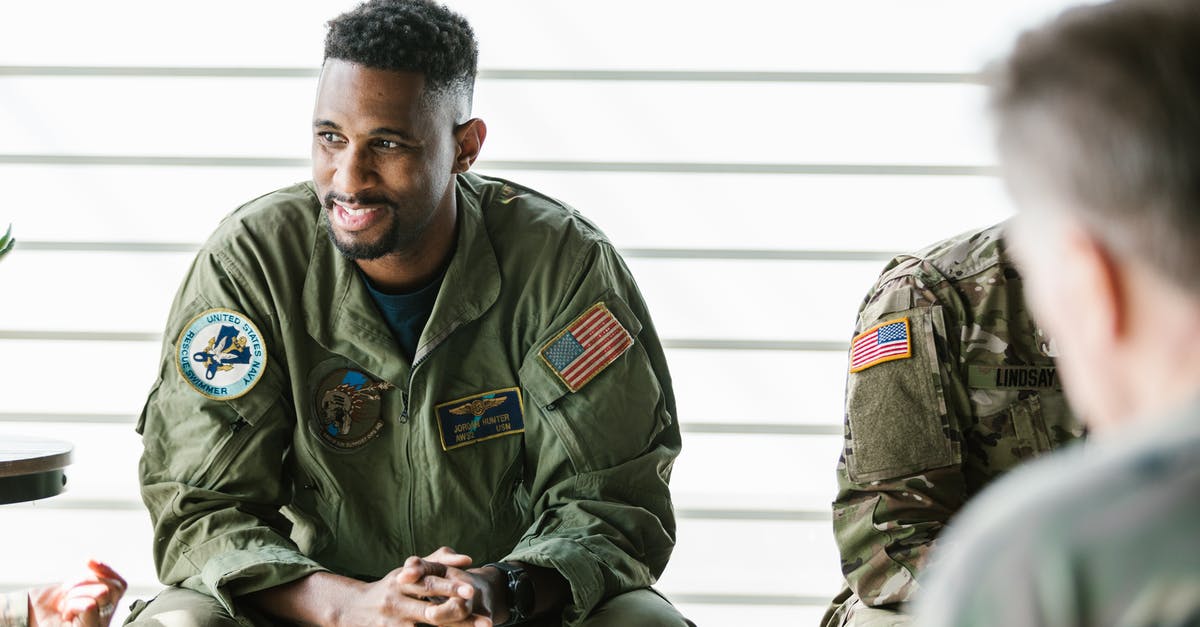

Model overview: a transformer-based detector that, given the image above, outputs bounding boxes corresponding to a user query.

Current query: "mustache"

[323,191,398,210]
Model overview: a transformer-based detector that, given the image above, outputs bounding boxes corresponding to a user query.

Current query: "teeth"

[340,204,377,217]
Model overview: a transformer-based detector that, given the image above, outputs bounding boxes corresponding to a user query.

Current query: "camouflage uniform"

[914,398,1200,626]
[822,223,1085,627]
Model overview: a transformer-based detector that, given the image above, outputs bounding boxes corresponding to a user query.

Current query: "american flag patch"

[540,302,634,392]
[849,317,912,373]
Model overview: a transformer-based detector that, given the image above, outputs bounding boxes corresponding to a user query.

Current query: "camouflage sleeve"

[831,266,967,608]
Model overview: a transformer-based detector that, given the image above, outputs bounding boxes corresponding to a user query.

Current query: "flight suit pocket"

[185,369,283,490]
[488,448,531,559]
[286,466,342,559]
[518,293,667,472]
[846,306,955,483]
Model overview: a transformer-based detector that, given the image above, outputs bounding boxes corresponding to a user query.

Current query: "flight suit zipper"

[398,323,462,552]
[189,417,253,489]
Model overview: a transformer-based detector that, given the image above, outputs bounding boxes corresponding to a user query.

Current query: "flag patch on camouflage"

[539,302,633,392]
[849,317,912,373]
[435,387,525,451]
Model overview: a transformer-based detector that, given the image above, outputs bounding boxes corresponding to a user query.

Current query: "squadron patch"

[313,369,394,450]
[177,309,267,400]
[539,302,634,392]
[849,317,912,373]
[435,387,525,451]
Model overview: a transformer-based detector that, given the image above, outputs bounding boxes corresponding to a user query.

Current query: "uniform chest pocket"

[966,393,1053,478]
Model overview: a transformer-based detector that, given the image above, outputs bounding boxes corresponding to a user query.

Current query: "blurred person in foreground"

[822,222,1083,627]
[1,561,126,627]
[915,1,1200,624]
[128,1,686,626]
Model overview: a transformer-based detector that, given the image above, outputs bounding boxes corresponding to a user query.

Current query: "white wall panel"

[659,519,842,598]
[4,1,1087,73]
[496,171,1012,253]
[630,258,883,341]
[673,433,841,513]
[0,251,188,333]
[1,77,994,165]
[670,349,848,425]
[0,165,1010,253]
[0,341,160,415]
[0,165,309,243]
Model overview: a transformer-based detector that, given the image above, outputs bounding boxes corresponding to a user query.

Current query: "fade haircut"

[991,0,1200,296]
[324,0,478,114]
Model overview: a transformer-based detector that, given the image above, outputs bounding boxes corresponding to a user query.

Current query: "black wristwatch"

[485,562,535,626]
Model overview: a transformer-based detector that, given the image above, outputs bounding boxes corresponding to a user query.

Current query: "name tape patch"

[176,309,267,400]
[968,365,1061,390]
[539,302,633,392]
[849,317,912,373]
[435,387,525,451]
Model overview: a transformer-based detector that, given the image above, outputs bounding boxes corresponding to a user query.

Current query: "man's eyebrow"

[370,127,418,141]
[312,120,417,141]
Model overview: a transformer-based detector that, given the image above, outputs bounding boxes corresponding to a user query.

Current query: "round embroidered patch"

[176,309,268,400]
[313,369,393,450]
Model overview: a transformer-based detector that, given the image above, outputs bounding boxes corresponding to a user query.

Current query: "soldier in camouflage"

[822,222,1085,626]
[915,1,1200,624]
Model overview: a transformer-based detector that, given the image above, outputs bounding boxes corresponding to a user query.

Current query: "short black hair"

[991,0,1200,296]
[324,0,478,106]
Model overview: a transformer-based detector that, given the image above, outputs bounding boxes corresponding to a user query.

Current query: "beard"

[322,191,428,260]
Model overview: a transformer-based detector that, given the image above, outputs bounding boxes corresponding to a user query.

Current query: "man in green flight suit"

[128,1,688,626]
[822,222,1085,626]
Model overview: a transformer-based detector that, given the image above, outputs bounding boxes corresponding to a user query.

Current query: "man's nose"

[332,147,377,195]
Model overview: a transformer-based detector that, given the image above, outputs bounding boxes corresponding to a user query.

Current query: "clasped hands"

[336,547,509,627]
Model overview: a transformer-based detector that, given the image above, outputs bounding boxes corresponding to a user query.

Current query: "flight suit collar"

[416,177,501,365]
[302,177,501,384]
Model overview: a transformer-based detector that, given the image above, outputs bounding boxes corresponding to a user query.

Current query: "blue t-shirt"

[361,271,444,360]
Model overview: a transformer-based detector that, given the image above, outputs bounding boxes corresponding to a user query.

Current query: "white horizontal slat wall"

[0,1,1086,624]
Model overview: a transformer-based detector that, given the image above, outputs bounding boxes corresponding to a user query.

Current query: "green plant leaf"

[0,224,13,261]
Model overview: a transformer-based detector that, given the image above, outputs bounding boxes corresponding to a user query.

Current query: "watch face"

[512,569,535,616]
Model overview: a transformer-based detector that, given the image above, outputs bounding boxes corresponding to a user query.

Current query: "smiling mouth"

[339,203,378,216]
[329,200,389,231]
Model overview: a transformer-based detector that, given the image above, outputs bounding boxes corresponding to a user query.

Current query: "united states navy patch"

[176,309,267,400]
[435,387,525,451]
[539,302,633,392]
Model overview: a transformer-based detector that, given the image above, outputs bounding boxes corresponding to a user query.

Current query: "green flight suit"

[822,223,1085,627]
[132,173,684,626]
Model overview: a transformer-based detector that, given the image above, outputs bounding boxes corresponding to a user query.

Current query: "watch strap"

[485,562,532,626]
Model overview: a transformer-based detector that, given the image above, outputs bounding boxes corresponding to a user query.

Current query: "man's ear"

[452,118,487,173]
[1065,221,1127,345]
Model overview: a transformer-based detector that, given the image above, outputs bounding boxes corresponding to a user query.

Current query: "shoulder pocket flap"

[846,305,955,483]
[521,291,643,402]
